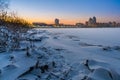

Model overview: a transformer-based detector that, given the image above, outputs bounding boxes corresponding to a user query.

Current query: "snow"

[36,28,120,79]
[0,27,120,80]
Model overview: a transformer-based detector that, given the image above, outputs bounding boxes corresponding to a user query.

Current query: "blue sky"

[10,0,120,24]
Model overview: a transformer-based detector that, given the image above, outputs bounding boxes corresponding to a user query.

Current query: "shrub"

[0,0,33,32]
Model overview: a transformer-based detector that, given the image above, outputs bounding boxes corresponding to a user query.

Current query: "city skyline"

[10,0,120,24]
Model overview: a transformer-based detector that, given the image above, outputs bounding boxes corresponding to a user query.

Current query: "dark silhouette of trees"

[0,0,32,32]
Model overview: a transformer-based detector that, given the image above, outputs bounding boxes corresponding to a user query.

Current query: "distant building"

[93,16,96,24]
[112,21,117,27]
[55,18,59,26]
[85,21,88,26]
[76,23,84,27]
[87,16,97,27]
[88,18,93,24]
[33,22,47,26]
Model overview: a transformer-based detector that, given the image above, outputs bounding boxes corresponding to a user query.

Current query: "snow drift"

[0,27,120,80]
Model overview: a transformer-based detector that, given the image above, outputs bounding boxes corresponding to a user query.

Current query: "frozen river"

[38,28,120,46]
[1,27,120,80]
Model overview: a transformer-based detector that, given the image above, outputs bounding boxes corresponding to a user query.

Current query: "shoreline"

[34,26,120,28]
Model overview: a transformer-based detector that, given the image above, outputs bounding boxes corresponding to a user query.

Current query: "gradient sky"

[10,0,120,24]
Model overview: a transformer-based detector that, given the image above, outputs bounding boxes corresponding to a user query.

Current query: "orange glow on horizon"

[23,16,120,25]
[23,17,86,25]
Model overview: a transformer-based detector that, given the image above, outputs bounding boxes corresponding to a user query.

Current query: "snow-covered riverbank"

[0,27,120,80]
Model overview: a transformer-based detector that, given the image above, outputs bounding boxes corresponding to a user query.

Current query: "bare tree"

[0,0,9,11]
[0,0,9,19]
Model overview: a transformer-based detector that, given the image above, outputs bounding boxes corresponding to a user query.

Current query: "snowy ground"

[36,28,120,80]
[0,27,120,80]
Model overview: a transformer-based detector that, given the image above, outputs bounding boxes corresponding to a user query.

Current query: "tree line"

[0,0,32,32]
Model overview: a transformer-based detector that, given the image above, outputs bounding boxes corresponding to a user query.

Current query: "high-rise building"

[88,16,97,27]
[93,16,96,24]
[89,17,93,24]
[55,18,59,26]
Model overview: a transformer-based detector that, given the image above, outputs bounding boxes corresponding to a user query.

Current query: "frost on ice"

[0,27,71,80]
[0,27,120,80]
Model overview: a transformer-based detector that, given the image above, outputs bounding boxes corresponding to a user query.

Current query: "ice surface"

[0,27,120,80]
